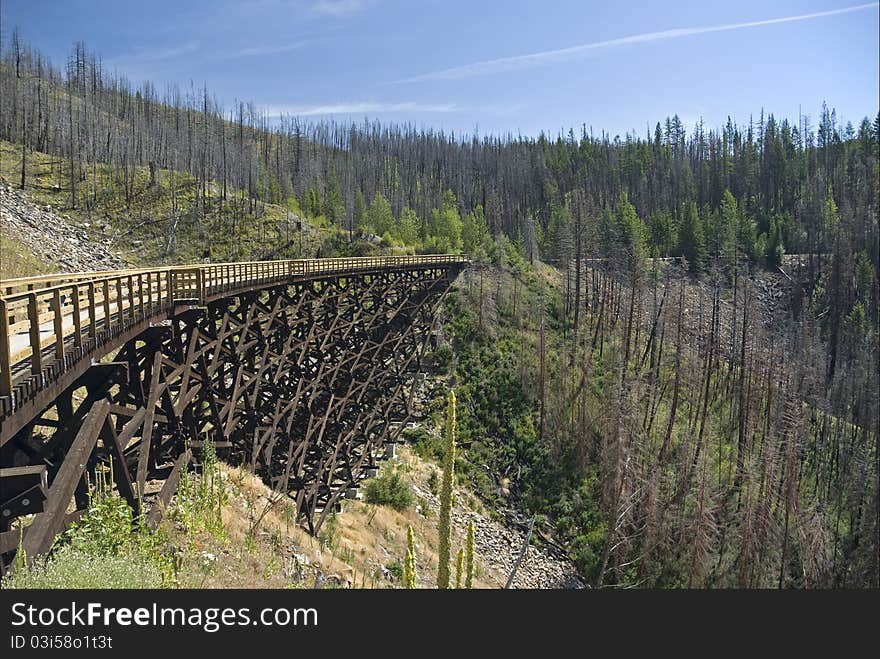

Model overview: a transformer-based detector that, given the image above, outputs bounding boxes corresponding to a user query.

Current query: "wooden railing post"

[196,268,205,305]
[136,274,144,320]
[72,284,82,350]
[102,280,111,335]
[115,278,124,332]
[87,282,97,342]
[52,289,65,362]
[27,293,42,376]
[0,298,13,398]
[128,275,135,323]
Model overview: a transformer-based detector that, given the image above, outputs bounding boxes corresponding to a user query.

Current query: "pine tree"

[368,191,395,238]
[398,206,420,247]
[617,192,647,274]
[461,205,490,256]
[437,390,457,588]
[680,201,708,273]
[353,189,367,236]
[428,190,463,253]
[718,189,738,268]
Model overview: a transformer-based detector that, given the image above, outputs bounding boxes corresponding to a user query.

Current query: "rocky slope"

[0,183,125,275]
[411,477,585,588]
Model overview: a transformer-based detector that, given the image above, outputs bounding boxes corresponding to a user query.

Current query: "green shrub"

[364,471,413,511]
[2,546,164,589]
[431,343,454,371]
[386,560,404,582]
[3,468,173,589]
[64,468,134,555]
[174,438,227,539]
[318,512,338,551]
[404,427,444,462]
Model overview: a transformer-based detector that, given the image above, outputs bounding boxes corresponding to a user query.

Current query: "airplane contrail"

[396,2,879,83]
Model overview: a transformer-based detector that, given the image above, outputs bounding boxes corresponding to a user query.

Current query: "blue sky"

[3,0,878,138]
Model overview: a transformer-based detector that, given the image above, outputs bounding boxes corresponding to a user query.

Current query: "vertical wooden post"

[128,275,135,322]
[72,284,82,350]
[115,277,124,331]
[102,280,111,335]
[146,272,153,314]
[137,274,144,319]
[52,289,65,361]
[87,282,97,342]
[0,298,13,398]
[28,293,42,375]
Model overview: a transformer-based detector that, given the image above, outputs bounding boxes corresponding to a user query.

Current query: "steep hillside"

[3,439,582,589]
[0,140,334,269]
[0,183,124,278]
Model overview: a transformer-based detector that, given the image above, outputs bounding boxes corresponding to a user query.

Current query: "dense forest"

[1,36,877,587]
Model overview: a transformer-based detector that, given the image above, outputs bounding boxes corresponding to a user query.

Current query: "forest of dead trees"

[1,36,877,587]
[537,254,876,587]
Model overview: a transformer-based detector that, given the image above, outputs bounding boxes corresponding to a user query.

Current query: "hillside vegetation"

[0,35,876,588]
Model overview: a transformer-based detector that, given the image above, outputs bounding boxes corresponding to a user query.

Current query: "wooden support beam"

[20,399,110,561]
[137,351,164,498]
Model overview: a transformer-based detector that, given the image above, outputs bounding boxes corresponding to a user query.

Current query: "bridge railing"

[0,255,467,402]
[0,269,175,397]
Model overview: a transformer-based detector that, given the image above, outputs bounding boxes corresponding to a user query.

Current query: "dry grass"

[157,446,505,589]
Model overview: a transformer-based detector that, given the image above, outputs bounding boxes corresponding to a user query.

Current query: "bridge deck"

[0,255,467,441]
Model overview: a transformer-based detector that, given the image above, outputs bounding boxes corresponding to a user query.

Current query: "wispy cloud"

[312,0,368,17]
[397,2,879,83]
[107,41,200,66]
[262,101,458,116]
[229,41,308,58]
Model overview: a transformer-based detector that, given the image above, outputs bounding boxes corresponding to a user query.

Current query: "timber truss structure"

[0,255,467,567]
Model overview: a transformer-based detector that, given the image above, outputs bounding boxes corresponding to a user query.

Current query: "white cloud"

[312,0,368,17]
[107,42,200,66]
[230,41,308,57]
[397,2,879,83]
[262,101,458,116]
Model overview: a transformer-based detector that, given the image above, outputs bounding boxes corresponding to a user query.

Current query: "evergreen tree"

[398,206,421,246]
[617,192,647,274]
[324,171,345,227]
[368,191,395,238]
[648,209,676,257]
[461,205,490,256]
[428,190,463,253]
[680,201,708,273]
[718,189,738,264]
[353,189,367,235]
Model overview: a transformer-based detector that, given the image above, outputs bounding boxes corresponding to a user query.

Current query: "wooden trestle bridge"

[0,255,467,567]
